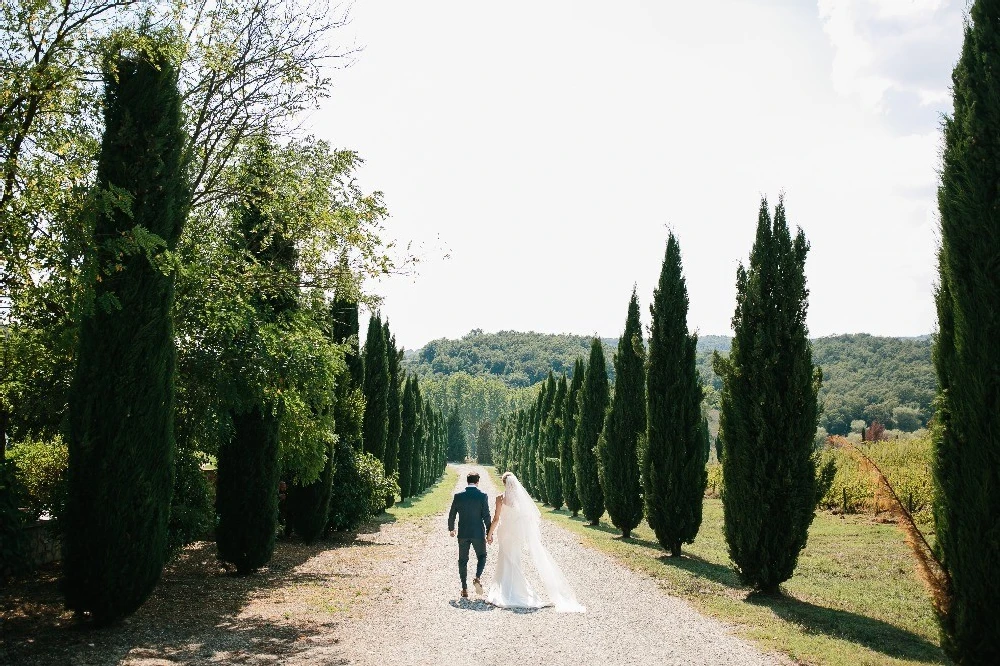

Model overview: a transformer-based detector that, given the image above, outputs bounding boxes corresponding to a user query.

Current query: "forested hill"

[404,330,619,387]
[403,330,936,437]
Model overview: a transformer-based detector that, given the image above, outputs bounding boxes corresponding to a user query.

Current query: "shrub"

[0,460,28,576]
[168,446,213,554]
[328,442,398,532]
[7,436,68,521]
[705,463,723,498]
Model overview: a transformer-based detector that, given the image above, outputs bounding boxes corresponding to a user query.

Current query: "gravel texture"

[335,464,778,666]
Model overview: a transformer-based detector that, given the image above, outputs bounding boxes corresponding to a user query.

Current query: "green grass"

[384,466,459,523]
[487,468,947,666]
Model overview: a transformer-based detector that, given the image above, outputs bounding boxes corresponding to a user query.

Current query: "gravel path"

[337,464,778,666]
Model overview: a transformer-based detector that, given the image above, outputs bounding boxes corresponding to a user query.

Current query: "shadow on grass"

[747,593,943,663]
[657,552,742,588]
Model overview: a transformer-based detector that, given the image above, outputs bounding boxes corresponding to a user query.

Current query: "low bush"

[6,436,68,520]
[0,460,29,576]
[328,441,398,532]
[168,446,214,554]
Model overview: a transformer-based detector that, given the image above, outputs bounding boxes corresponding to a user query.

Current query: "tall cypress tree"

[64,44,186,623]
[422,400,435,488]
[598,289,646,539]
[521,402,539,494]
[535,372,557,503]
[410,380,424,492]
[476,420,494,464]
[446,411,468,462]
[398,376,416,500]
[215,136,299,576]
[575,339,609,525]
[644,235,707,555]
[544,375,567,510]
[714,198,820,593]
[383,322,402,479]
[511,410,525,478]
[362,314,389,462]
[561,358,584,517]
[934,4,1000,658]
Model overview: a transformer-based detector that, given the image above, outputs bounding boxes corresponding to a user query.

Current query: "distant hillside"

[404,330,618,387]
[405,330,936,437]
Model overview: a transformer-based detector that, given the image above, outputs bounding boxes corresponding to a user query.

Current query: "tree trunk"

[670,543,682,557]
[622,529,631,539]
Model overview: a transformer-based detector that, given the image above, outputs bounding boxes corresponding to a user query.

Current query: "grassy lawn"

[487,468,947,666]
[384,465,459,523]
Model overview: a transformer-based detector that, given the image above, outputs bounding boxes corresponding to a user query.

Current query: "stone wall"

[23,519,60,568]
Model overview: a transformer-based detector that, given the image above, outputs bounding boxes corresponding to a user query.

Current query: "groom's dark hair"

[467,472,480,484]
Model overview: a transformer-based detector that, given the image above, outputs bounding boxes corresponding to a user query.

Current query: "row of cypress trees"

[493,231,709,554]
[59,37,446,623]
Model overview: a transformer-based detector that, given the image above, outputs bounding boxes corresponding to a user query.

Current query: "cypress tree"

[934,4,1000,657]
[285,434,336,544]
[561,359,584,517]
[410,381,424,492]
[521,402,539,495]
[511,410,525,478]
[362,314,389,462]
[398,377,416,500]
[534,373,556,503]
[476,420,494,464]
[64,44,186,623]
[598,289,646,539]
[384,323,402,479]
[714,197,820,594]
[544,375,567,510]
[446,411,467,462]
[422,400,435,488]
[644,235,707,556]
[216,136,299,576]
[575,339,609,525]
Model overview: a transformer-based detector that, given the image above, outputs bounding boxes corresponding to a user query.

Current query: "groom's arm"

[448,495,458,534]
[481,493,491,535]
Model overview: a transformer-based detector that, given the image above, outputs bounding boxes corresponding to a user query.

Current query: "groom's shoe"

[473,578,483,595]
[460,589,469,599]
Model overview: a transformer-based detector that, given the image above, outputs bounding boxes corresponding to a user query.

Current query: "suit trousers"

[457,537,487,589]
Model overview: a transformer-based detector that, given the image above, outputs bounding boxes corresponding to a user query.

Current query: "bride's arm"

[487,495,503,541]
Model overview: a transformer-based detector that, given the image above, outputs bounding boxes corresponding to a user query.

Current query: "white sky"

[308,0,966,351]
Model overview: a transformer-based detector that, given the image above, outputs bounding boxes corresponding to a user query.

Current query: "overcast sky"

[308,0,966,351]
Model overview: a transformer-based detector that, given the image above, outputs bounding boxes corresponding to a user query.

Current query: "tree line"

[0,8,452,626]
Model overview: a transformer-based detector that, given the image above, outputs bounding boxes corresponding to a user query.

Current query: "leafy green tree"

[575,339,609,525]
[933,2,1000,658]
[63,43,186,623]
[644,235,706,555]
[215,136,303,576]
[598,289,646,539]
[713,197,821,594]
[544,375,567,509]
[362,314,389,461]
[561,359,584,517]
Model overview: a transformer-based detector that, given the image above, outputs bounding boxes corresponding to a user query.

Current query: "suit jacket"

[448,486,491,539]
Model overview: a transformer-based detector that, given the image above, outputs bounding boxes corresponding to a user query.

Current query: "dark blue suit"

[448,485,491,589]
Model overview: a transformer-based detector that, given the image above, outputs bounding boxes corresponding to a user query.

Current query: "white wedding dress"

[486,474,585,613]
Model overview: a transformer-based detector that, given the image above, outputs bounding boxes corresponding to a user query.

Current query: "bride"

[485,472,585,613]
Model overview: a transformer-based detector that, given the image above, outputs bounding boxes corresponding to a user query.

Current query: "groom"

[448,472,492,598]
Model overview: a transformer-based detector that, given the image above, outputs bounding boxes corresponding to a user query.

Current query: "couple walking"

[447,470,585,613]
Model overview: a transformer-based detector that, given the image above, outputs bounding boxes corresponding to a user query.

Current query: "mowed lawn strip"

[386,465,460,523]
[487,467,947,666]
